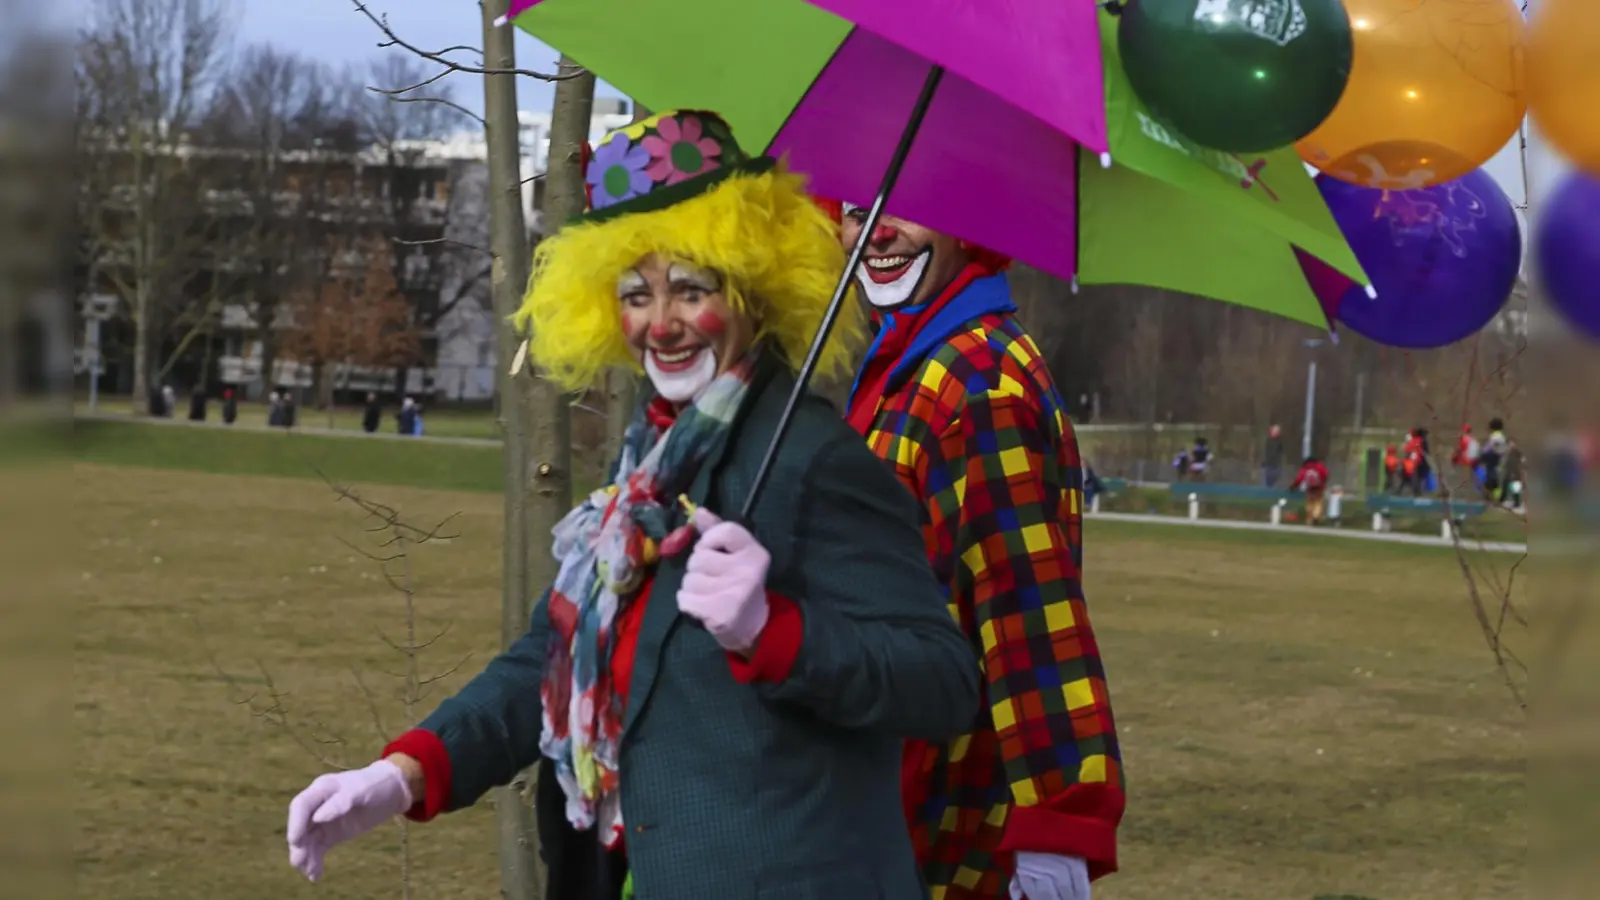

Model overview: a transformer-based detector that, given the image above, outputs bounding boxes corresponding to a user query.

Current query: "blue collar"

[847,274,1017,411]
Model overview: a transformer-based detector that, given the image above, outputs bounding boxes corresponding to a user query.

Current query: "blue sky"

[236,0,624,115]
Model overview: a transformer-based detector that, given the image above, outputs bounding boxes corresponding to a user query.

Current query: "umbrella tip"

[1364,284,1379,300]
[1328,329,1340,346]
[1070,275,1080,295]
[1099,152,1113,170]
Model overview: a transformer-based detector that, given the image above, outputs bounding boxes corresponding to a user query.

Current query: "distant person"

[362,392,382,434]
[397,397,417,436]
[1172,448,1190,481]
[279,390,297,429]
[1084,459,1104,509]
[1188,437,1211,481]
[1383,443,1400,493]
[1414,427,1435,494]
[1500,443,1525,509]
[161,384,177,418]
[1291,455,1330,526]
[1480,417,1509,498]
[187,387,207,422]
[1400,429,1423,495]
[222,387,238,425]
[411,405,425,437]
[1262,424,1285,487]
[267,391,284,427]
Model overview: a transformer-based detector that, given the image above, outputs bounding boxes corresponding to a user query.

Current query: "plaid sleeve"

[940,387,1125,874]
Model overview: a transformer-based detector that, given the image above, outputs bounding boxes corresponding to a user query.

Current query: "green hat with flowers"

[577,109,775,225]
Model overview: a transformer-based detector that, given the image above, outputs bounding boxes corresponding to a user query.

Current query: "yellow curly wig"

[512,163,864,392]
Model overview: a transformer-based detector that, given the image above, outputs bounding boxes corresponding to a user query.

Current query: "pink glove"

[678,508,771,654]
[1009,852,1091,900]
[286,759,413,882]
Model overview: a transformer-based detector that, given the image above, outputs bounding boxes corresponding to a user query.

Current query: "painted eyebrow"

[616,270,648,295]
[667,263,722,290]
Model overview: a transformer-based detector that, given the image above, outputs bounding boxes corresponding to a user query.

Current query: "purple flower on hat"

[586,136,653,209]
[642,114,721,186]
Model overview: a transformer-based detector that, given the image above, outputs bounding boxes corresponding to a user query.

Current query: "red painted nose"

[647,320,678,343]
[870,222,899,244]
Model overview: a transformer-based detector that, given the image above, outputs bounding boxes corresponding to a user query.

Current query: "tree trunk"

[131,180,154,415]
[480,6,545,899]
[600,99,652,459]
[529,55,592,520]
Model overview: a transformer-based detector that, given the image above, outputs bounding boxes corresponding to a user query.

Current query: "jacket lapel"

[621,354,780,736]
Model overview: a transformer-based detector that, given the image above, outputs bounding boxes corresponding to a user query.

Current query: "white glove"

[1010,851,1091,900]
[286,760,413,881]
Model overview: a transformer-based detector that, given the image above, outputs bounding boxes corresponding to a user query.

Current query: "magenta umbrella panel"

[1299,168,1522,349]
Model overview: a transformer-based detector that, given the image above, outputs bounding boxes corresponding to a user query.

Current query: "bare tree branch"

[350,0,585,82]
[382,91,486,127]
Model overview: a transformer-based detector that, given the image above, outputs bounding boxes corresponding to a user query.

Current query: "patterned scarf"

[538,351,758,847]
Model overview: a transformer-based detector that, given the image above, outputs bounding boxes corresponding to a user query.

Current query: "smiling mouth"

[649,346,705,372]
[861,253,918,284]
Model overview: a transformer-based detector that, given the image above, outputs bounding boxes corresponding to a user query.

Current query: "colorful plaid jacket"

[845,272,1125,898]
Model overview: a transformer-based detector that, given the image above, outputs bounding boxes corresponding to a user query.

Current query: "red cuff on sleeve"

[381,729,453,823]
[726,592,803,684]
[998,783,1126,881]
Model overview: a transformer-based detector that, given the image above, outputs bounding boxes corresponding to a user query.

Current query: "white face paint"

[843,202,933,310]
[644,346,717,404]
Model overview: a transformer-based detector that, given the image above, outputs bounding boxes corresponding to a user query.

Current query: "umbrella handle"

[739,64,947,522]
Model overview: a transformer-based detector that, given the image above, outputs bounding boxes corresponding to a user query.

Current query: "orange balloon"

[1295,0,1527,190]
[1528,0,1600,176]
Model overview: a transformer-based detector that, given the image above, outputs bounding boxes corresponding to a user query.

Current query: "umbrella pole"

[739,64,946,521]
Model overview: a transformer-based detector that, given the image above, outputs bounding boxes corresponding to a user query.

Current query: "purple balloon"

[1313,169,1522,349]
[1535,171,1600,340]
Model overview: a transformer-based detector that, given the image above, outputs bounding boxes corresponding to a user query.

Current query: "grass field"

[80,394,505,440]
[75,455,1527,900]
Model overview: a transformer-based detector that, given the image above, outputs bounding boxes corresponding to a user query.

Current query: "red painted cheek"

[621,312,649,345]
[692,310,727,338]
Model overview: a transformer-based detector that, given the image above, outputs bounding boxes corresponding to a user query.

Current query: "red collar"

[645,396,678,430]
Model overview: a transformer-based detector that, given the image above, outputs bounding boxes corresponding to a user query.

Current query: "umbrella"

[502,0,1367,510]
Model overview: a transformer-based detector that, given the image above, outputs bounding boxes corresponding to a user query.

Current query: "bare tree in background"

[75,0,232,412]
[199,43,361,396]
[358,53,474,396]
[280,235,423,425]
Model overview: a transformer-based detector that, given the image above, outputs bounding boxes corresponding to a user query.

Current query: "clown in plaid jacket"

[833,203,1125,899]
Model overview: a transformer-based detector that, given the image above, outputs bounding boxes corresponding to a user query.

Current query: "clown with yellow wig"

[285,111,981,900]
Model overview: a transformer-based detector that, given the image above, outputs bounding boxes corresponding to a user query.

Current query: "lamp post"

[1302,338,1323,460]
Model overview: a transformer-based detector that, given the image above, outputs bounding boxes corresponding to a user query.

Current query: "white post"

[86,318,101,412]
[1371,511,1384,532]
[1301,357,1318,461]
[1441,518,1453,541]
[1090,492,1101,515]
[1188,493,1200,520]
[1271,500,1284,526]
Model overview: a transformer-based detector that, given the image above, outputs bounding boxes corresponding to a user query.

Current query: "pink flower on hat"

[642,114,721,185]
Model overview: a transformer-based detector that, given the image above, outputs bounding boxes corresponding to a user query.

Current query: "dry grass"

[74,464,1524,900]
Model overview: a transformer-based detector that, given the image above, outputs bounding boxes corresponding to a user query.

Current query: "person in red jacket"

[1291,456,1331,525]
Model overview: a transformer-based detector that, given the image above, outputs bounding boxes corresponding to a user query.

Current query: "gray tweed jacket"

[416,359,981,900]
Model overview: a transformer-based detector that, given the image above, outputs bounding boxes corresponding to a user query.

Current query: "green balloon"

[1118,0,1353,154]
